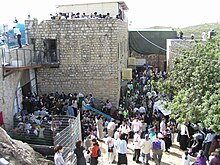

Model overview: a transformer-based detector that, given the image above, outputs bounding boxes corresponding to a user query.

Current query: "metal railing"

[1,46,60,69]
[12,114,77,162]
[54,113,82,165]
[12,115,75,145]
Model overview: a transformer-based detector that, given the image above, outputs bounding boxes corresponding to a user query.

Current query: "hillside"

[179,22,220,39]
[150,23,220,39]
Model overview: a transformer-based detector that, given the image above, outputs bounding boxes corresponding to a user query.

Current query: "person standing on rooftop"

[13,26,22,48]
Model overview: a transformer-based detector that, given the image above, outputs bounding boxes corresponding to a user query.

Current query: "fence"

[54,113,82,165]
[13,115,75,144]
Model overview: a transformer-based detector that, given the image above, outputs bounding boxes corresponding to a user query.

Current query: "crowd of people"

[11,92,96,145]
[10,65,220,165]
[50,11,122,20]
[69,66,220,165]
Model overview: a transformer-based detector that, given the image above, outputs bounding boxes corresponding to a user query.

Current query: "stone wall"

[0,50,22,130]
[130,51,166,71]
[167,39,195,71]
[26,19,128,106]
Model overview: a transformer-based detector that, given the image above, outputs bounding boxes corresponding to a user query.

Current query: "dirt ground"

[95,140,196,165]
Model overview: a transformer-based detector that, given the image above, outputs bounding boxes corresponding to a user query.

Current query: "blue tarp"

[2,23,26,48]
[85,105,113,121]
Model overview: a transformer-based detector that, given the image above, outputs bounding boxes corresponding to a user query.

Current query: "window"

[43,39,58,63]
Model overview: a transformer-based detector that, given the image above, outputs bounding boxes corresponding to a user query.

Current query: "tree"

[158,37,220,133]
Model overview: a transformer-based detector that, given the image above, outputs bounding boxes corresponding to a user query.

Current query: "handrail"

[2,48,60,72]
[12,115,75,146]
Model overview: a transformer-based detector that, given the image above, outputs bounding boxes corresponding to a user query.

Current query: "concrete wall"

[27,19,128,106]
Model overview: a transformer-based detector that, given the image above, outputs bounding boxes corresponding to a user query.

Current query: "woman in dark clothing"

[179,123,190,150]
[163,127,172,152]
[74,140,86,165]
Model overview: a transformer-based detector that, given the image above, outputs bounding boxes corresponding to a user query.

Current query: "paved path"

[92,140,196,165]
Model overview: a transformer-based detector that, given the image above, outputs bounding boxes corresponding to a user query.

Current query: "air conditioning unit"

[122,68,132,80]
[128,57,136,66]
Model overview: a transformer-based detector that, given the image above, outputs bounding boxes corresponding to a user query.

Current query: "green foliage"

[158,36,220,133]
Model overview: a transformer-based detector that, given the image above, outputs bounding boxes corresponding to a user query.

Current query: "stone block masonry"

[0,52,22,130]
[26,19,128,107]
[167,39,196,71]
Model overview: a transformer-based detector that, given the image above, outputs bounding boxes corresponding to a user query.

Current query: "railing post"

[23,49,26,66]
[41,50,43,65]
[58,49,60,63]
[16,49,19,67]
[30,50,32,66]
[1,48,4,78]
[1,48,4,64]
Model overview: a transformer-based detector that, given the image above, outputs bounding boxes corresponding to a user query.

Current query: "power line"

[137,31,167,52]
[136,31,220,63]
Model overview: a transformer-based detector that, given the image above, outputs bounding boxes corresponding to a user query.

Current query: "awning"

[129,30,177,55]
[153,100,171,116]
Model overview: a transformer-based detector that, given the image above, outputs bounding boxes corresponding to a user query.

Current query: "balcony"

[1,46,60,77]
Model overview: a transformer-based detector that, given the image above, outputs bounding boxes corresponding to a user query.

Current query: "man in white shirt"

[105,136,116,164]
[116,134,128,165]
[204,130,216,158]
[140,134,151,165]
[160,118,166,133]
[131,117,142,133]
[133,130,142,163]
[119,121,131,142]
[13,27,22,48]
[107,119,116,138]
[114,128,120,140]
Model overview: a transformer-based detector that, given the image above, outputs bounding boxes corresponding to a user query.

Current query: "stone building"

[0,60,22,130]
[0,1,129,131]
[167,39,196,71]
[26,18,128,107]
[0,45,37,130]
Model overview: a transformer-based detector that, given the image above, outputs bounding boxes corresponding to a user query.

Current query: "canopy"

[129,30,177,55]
[153,100,171,116]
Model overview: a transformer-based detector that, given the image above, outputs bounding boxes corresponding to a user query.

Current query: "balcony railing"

[1,46,60,77]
